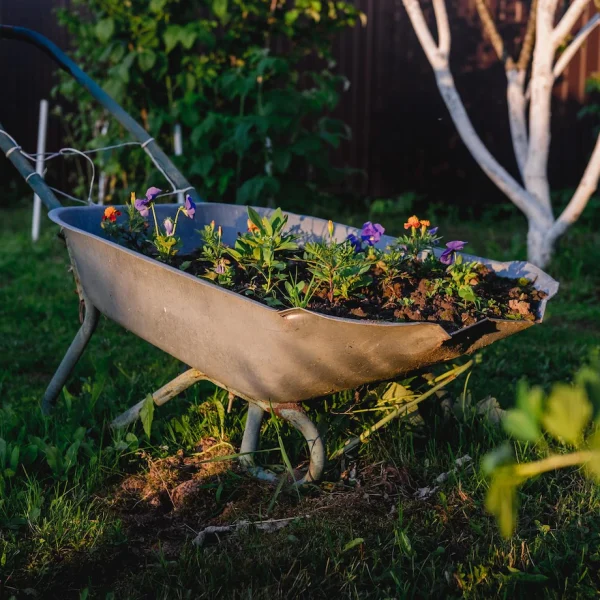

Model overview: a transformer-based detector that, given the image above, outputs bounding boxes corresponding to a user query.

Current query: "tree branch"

[553,13,600,79]
[517,0,539,71]
[473,0,510,64]
[402,0,445,67]
[524,0,558,216]
[432,0,451,56]
[552,0,592,48]
[507,69,528,179]
[550,133,600,239]
[402,0,550,223]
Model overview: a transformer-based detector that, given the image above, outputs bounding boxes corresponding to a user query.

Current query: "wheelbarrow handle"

[0,25,200,210]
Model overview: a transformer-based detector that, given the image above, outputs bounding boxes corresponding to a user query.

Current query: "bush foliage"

[55,0,364,209]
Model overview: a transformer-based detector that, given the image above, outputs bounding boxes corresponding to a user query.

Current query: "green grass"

[1,205,599,599]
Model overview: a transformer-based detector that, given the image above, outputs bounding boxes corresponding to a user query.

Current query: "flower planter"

[0,26,559,485]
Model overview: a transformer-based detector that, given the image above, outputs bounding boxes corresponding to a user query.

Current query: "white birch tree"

[402,0,600,267]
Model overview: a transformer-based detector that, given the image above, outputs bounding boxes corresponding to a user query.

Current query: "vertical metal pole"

[32,99,49,241]
[173,123,184,204]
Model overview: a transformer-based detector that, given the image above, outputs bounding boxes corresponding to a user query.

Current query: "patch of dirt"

[13,442,484,598]
[173,254,545,333]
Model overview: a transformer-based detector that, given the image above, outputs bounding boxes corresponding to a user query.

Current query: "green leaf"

[247,207,265,232]
[164,25,181,54]
[481,442,514,476]
[140,394,155,439]
[576,366,600,420]
[138,49,157,72]
[95,18,115,44]
[9,446,19,472]
[191,155,215,178]
[458,285,476,303]
[180,26,198,50]
[485,467,525,538]
[542,384,592,446]
[21,444,38,465]
[272,149,292,173]
[342,538,364,552]
[516,380,544,421]
[45,445,63,476]
[236,176,280,205]
[285,9,300,26]
[64,440,81,472]
[502,409,542,443]
[149,0,167,12]
[0,438,5,465]
[212,0,229,23]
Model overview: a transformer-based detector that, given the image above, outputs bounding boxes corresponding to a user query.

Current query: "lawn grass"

[1,203,599,599]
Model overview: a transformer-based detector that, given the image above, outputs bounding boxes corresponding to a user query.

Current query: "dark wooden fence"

[1,0,599,206]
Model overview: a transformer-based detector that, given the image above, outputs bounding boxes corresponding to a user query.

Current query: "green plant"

[446,256,482,305]
[483,354,600,538]
[303,228,371,304]
[100,193,150,252]
[197,220,235,287]
[227,207,298,299]
[54,0,363,210]
[390,214,440,262]
[282,271,318,308]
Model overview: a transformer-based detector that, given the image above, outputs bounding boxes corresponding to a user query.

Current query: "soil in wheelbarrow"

[174,253,546,333]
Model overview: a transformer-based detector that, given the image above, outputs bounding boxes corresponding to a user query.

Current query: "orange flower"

[404,215,420,230]
[247,219,260,233]
[419,219,430,227]
[102,206,121,223]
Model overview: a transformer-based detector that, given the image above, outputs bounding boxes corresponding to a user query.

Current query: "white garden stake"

[97,120,110,205]
[402,0,600,267]
[173,123,184,204]
[31,99,49,242]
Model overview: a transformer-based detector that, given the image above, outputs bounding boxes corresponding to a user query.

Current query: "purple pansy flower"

[346,233,363,252]
[428,226,439,236]
[183,195,196,219]
[163,218,174,237]
[440,240,467,265]
[146,187,162,201]
[134,197,150,217]
[215,261,226,275]
[134,187,162,217]
[360,221,385,246]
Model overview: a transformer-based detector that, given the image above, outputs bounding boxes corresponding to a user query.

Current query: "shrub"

[54,0,364,209]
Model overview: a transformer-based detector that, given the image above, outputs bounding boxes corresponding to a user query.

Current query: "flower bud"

[328,220,334,238]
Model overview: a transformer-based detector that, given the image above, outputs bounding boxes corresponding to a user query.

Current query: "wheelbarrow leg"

[239,402,278,482]
[110,368,207,429]
[239,401,326,486]
[41,295,99,415]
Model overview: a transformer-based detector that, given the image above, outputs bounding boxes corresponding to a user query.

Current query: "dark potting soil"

[171,252,546,333]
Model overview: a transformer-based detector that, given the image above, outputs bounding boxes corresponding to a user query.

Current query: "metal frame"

[0,25,324,485]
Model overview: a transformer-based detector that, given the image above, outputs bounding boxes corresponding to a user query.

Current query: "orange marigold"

[420,219,430,227]
[404,215,420,229]
[102,206,121,223]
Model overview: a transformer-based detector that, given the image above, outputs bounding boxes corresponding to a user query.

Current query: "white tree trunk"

[402,0,600,269]
[527,219,557,269]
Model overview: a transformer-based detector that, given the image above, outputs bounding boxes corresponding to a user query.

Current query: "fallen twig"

[192,515,308,547]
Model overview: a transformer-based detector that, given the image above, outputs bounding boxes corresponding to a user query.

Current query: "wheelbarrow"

[0,26,559,485]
